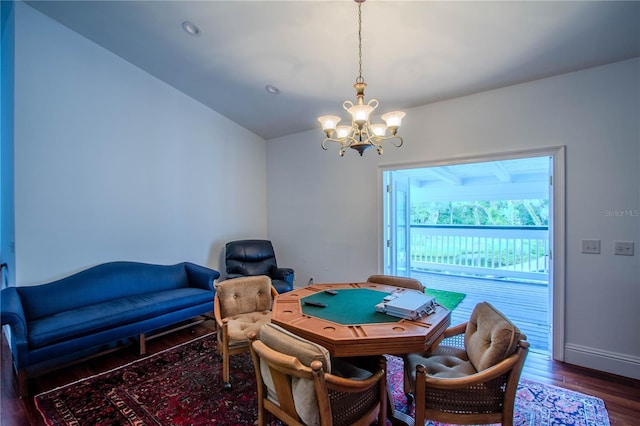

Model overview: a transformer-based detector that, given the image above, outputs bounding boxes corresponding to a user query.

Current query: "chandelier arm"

[375,135,404,148]
[392,136,404,148]
[321,136,358,149]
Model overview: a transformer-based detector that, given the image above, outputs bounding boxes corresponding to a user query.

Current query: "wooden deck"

[411,271,550,354]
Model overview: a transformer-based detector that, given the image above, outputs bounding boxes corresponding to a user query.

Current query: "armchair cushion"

[406,345,475,379]
[225,240,294,293]
[216,276,273,317]
[216,276,274,347]
[260,323,331,426]
[465,302,521,371]
[224,311,272,344]
[225,240,278,277]
[405,302,521,383]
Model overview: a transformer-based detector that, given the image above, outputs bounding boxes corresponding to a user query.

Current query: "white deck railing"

[410,225,549,282]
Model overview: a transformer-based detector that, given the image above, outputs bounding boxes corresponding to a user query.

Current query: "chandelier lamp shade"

[318,0,405,157]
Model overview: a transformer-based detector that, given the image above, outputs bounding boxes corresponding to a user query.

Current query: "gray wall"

[12,2,268,285]
[266,58,640,379]
[1,0,16,288]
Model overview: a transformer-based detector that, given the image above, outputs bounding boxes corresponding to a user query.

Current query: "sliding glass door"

[384,172,410,276]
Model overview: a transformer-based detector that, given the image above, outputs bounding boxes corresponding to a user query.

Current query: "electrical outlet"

[308,276,314,285]
[614,241,634,256]
[581,239,601,254]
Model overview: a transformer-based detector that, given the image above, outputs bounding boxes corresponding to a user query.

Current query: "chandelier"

[317,0,405,157]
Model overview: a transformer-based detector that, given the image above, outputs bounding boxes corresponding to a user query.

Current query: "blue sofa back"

[18,262,194,321]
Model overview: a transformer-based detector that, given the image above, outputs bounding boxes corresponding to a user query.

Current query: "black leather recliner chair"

[224,239,294,293]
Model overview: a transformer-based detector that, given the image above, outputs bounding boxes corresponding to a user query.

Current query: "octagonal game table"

[271,282,452,426]
[272,282,451,358]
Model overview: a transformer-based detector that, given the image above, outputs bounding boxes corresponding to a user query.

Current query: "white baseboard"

[564,343,640,380]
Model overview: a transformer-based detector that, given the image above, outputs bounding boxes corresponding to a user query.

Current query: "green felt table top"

[301,288,400,325]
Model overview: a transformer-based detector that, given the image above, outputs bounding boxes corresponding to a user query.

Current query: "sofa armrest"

[1,287,27,333]
[184,263,220,291]
[271,267,294,284]
[1,287,29,366]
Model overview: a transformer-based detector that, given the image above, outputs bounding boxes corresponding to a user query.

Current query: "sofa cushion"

[28,288,211,348]
[18,262,191,320]
[464,302,521,371]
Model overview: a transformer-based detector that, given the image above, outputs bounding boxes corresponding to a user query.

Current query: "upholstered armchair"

[249,323,387,426]
[214,275,278,390]
[225,239,294,293]
[404,302,529,426]
[366,274,425,292]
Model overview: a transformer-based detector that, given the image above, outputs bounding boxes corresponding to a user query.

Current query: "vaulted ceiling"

[25,0,640,140]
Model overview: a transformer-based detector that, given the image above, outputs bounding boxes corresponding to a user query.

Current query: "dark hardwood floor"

[2,320,639,426]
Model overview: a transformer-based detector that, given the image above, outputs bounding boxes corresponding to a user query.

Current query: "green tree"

[410,199,548,226]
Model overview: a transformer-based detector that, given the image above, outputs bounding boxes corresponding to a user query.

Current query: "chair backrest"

[366,274,425,292]
[252,323,332,425]
[464,301,521,371]
[250,323,386,426]
[226,239,278,277]
[215,275,274,317]
[414,333,529,426]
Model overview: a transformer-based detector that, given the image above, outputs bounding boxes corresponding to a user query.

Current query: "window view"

[409,199,549,278]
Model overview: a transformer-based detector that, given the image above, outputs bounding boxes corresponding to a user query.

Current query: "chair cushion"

[216,276,273,317]
[464,302,521,371]
[224,311,272,344]
[260,323,330,426]
[406,346,476,381]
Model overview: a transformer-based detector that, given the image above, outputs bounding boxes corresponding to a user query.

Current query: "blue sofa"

[1,261,220,396]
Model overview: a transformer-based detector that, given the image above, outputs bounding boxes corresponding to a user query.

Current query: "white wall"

[1,1,16,288]
[267,58,640,379]
[13,2,267,285]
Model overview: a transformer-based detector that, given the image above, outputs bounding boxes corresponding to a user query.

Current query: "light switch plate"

[614,241,634,256]
[581,239,601,254]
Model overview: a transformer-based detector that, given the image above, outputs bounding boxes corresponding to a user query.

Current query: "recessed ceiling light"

[265,84,280,95]
[182,21,200,36]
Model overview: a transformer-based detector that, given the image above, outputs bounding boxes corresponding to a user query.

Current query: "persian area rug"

[36,334,610,426]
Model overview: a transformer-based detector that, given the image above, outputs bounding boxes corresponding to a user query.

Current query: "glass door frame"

[378,146,566,361]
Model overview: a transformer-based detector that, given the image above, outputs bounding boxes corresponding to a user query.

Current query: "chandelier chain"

[357,2,364,84]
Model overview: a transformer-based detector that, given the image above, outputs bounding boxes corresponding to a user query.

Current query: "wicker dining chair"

[214,275,278,390]
[249,322,387,426]
[366,274,425,292]
[405,302,529,426]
